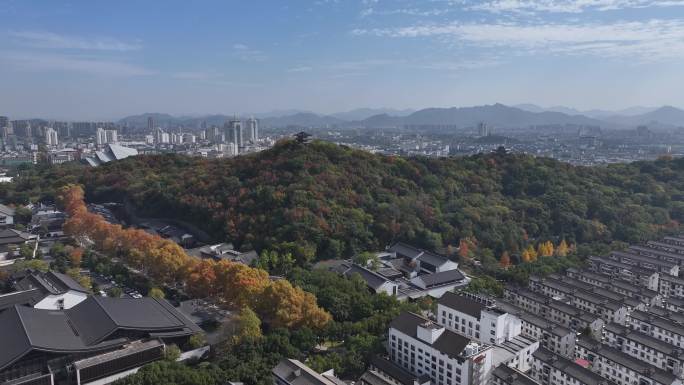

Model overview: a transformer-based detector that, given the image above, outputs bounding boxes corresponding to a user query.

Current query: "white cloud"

[287,66,313,73]
[172,71,219,80]
[232,43,267,62]
[352,19,684,60]
[468,0,684,14]
[9,30,142,51]
[2,51,154,76]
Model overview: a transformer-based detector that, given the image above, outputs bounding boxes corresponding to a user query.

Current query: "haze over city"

[1,0,684,120]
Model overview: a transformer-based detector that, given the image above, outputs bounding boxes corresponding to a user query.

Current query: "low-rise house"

[0,269,91,310]
[273,359,344,385]
[359,356,431,385]
[608,251,679,277]
[628,309,684,348]
[492,364,540,385]
[664,297,684,313]
[345,263,399,296]
[0,204,15,228]
[494,300,576,358]
[659,274,684,298]
[503,286,604,335]
[528,276,631,324]
[603,322,684,379]
[385,242,459,278]
[587,256,660,291]
[529,347,615,385]
[575,337,681,385]
[565,268,661,306]
[197,243,258,265]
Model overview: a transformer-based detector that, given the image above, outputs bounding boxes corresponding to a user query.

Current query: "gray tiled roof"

[390,312,472,359]
[0,295,201,371]
[345,264,391,290]
[492,364,540,385]
[438,292,487,318]
[576,337,677,385]
[533,347,614,385]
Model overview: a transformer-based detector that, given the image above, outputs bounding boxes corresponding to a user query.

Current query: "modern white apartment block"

[575,337,681,385]
[437,292,522,345]
[388,312,493,385]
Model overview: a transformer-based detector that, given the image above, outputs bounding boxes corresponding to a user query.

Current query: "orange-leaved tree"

[57,184,331,330]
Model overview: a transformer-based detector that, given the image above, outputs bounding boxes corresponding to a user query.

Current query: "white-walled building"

[530,348,616,385]
[389,312,493,385]
[628,309,684,348]
[495,300,576,358]
[437,292,521,345]
[603,322,684,379]
[575,337,681,385]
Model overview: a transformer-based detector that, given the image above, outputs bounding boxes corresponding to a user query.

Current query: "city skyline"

[1,0,684,120]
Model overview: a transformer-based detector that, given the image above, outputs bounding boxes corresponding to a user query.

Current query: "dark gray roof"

[415,269,465,288]
[491,364,540,385]
[630,310,684,336]
[0,289,45,311]
[533,347,614,385]
[0,295,201,371]
[345,264,391,290]
[605,322,684,359]
[0,229,32,245]
[438,292,487,318]
[632,245,684,261]
[416,251,451,268]
[369,356,430,385]
[0,204,15,216]
[0,305,124,371]
[272,359,338,385]
[389,312,472,359]
[388,242,423,259]
[610,250,678,269]
[589,256,658,276]
[67,296,199,345]
[14,270,88,295]
[576,337,677,385]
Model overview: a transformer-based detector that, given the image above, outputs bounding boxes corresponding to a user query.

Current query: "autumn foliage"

[58,184,331,330]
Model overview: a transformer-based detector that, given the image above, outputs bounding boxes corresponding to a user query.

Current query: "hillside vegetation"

[4,140,684,268]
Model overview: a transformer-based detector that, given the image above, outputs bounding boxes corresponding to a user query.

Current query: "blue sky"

[1,0,683,120]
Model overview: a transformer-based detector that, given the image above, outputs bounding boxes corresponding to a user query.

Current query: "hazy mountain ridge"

[119,104,684,130]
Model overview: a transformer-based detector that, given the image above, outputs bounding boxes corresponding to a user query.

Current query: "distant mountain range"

[119,104,684,130]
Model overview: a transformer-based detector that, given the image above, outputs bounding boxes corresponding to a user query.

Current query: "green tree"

[148,287,165,299]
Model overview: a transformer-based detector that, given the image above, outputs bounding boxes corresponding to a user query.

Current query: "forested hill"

[5,140,684,266]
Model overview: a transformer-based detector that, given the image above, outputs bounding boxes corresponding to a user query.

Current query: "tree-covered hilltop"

[3,140,683,266]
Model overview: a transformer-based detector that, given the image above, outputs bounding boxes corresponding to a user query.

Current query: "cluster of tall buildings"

[0,116,119,149]
[95,127,119,146]
[149,115,259,156]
